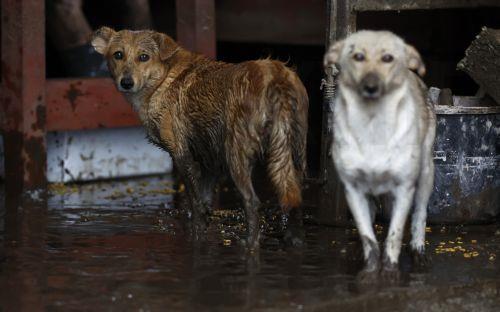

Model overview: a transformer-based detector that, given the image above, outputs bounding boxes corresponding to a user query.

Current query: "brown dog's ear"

[323,39,345,68]
[406,44,426,77]
[153,33,180,61]
[91,26,115,55]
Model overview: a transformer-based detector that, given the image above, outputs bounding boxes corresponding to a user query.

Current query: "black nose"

[120,77,134,90]
[360,73,381,98]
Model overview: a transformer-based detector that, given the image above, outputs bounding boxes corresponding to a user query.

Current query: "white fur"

[328,31,436,269]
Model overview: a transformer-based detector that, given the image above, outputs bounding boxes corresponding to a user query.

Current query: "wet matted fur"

[92,27,309,249]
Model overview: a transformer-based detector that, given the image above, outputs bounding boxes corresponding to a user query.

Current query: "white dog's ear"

[153,33,180,61]
[91,26,115,55]
[323,39,345,68]
[406,44,426,77]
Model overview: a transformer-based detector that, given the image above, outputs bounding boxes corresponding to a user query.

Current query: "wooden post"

[176,0,216,59]
[1,0,47,193]
[317,0,357,225]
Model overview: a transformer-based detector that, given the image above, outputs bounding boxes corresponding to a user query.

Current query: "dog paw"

[284,228,305,248]
[380,265,400,284]
[356,268,379,284]
[239,235,260,253]
[411,249,430,268]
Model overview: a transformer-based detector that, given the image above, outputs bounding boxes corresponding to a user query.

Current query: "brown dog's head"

[324,30,425,101]
[91,27,179,94]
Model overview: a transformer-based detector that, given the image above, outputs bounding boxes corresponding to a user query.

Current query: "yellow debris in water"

[472,251,479,257]
[425,227,432,233]
[489,254,496,261]
[178,183,185,193]
[463,253,471,258]
[223,239,231,246]
[471,239,477,244]
[49,183,78,195]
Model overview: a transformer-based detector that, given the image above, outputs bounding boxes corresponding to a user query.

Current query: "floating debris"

[49,183,78,195]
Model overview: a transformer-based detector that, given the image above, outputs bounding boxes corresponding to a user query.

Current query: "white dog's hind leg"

[383,185,415,274]
[344,183,380,279]
[411,159,434,261]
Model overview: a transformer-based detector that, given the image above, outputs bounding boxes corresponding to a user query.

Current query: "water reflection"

[0,176,499,311]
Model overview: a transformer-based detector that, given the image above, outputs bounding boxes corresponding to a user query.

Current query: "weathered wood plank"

[352,0,500,12]
[457,27,500,105]
[1,0,47,192]
[46,78,139,131]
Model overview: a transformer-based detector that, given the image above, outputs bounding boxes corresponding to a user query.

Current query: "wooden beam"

[1,0,46,192]
[352,0,500,12]
[176,0,216,59]
[316,0,356,226]
[46,78,139,131]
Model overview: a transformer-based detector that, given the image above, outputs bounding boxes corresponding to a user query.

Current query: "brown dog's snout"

[360,72,383,99]
[120,76,134,91]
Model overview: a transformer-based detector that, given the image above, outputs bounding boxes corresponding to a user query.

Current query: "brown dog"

[91,27,309,249]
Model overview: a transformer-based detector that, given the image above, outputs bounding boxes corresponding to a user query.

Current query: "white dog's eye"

[381,54,394,63]
[353,53,365,62]
[139,54,150,62]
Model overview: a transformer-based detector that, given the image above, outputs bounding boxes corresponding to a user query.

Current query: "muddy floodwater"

[1,175,499,311]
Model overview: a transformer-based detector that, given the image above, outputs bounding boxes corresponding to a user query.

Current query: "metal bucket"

[428,89,500,223]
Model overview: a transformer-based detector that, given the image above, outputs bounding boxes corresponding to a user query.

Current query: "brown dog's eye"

[381,54,394,63]
[113,51,123,60]
[139,54,150,62]
[353,53,365,62]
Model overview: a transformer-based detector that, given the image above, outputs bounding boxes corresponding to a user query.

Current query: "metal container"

[428,89,500,223]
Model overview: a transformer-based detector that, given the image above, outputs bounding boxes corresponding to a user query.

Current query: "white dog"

[324,30,436,282]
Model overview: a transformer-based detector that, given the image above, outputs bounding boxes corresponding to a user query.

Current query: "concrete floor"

[0,175,499,311]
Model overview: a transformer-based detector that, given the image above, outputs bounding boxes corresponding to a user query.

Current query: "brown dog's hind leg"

[282,207,305,247]
[228,153,261,251]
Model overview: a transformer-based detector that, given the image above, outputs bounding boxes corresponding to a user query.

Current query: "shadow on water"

[0,176,499,311]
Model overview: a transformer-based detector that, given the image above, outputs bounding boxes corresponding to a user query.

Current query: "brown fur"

[91,27,309,248]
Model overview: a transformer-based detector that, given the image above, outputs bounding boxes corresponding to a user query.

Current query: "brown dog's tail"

[266,72,308,212]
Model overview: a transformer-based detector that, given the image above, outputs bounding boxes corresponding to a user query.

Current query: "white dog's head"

[324,30,425,100]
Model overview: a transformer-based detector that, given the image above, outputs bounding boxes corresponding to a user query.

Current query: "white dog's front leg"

[344,183,380,277]
[383,185,415,271]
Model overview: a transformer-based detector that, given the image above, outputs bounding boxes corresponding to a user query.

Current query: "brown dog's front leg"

[174,153,207,236]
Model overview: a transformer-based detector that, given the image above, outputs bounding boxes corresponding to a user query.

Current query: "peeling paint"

[46,127,172,183]
[64,83,87,111]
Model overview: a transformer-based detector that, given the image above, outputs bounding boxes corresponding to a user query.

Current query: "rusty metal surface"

[1,0,46,192]
[176,0,216,59]
[46,78,139,131]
